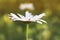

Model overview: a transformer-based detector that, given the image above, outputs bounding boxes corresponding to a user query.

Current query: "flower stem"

[26,24,29,40]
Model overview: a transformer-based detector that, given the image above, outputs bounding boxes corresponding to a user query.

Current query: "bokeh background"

[0,0,60,40]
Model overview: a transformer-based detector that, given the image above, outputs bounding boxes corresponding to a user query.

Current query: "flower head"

[8,11,47,24]
[19,3,34,10]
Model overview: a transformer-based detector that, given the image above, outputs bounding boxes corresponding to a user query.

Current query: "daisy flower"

[19,3,34,10]
[8,11,47,40]
[8,11,47,24]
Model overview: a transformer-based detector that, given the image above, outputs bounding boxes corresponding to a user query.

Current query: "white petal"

[29,13,33,18]
[40,19,47,23]
[17,13,25,19]
[38,13,45,18]
[31,13,46,21]
[9,13,21,21]
[36,21,42,24]
[30,15,40,21]
[33,15,39,20]
[25,11,30,18]
[25,11,33,20]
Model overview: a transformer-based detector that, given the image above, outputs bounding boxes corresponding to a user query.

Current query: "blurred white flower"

[8,11,47,24]
[19,3,34,10]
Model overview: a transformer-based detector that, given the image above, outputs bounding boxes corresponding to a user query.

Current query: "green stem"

[26,24,29,40]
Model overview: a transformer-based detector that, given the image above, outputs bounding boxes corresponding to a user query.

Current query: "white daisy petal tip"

[44,21,47,24]
[37,21,42,24]
[41,13,46,16]
[45,21,47,23]
[40,19,47,24]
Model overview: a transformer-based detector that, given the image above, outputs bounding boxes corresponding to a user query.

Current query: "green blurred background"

[0,0,60,40]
